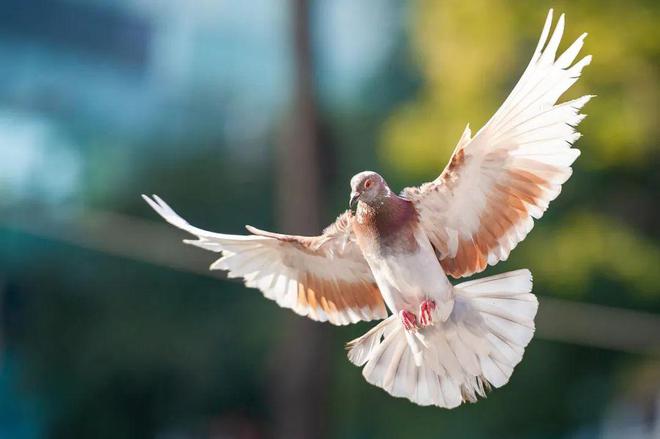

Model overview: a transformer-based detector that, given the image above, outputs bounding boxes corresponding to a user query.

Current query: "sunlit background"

[0,1,658,438]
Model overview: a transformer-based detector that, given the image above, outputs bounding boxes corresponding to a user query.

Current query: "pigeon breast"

[352,195,421,258]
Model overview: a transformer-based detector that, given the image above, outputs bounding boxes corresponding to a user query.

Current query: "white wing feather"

[403,10,592,278]
[143,195,387,325]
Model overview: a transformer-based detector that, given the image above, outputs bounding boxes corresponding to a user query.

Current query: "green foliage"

[518,212,660,298]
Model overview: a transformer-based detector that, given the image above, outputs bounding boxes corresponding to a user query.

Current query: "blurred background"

[0,0,658,438]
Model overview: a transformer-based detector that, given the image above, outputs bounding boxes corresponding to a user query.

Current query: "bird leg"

[419,299,436,327]
[399,310,418,332]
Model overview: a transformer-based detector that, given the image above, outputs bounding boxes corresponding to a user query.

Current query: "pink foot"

[399,310,418,332]
[419,299,436,327]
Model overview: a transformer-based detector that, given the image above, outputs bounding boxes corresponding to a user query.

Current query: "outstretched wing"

[403,10,592,278]
[143,195,387,325]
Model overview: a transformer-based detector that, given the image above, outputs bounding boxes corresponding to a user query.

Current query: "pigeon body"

[143,10,591,409]
[350,175,453,319]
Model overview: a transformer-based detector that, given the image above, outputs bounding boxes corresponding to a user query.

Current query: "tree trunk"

[269,1,330,438]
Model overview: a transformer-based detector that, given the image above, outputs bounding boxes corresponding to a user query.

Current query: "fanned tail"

[346,269,537,408]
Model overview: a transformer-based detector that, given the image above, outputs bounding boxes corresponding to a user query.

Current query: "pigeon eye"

[364,179,373,189]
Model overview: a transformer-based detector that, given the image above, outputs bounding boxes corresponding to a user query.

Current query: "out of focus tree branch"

[2,209,659,357]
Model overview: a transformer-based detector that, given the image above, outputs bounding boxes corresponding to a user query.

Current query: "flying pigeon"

[143,10,591,408]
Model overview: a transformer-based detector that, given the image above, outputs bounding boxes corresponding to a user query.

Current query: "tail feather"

[346,317,397,366]
[346,269,537,408]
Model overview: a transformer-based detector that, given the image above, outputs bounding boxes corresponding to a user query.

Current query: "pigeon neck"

[357,194,417,237]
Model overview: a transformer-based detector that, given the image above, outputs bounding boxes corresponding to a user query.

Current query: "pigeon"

[143,10,591,408]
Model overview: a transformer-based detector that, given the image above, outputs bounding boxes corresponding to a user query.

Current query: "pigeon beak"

[349,192,360,211]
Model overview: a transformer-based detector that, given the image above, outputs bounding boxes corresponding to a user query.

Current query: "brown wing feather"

[402,12,591,278]
[144,195,387,325]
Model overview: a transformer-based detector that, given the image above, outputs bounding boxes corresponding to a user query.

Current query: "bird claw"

[419,299,436,327]
[399,310,418,332]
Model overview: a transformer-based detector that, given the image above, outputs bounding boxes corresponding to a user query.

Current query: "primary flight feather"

[144,10,591,408]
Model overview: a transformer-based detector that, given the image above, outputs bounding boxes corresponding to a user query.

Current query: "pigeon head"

[349,171,390,210]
